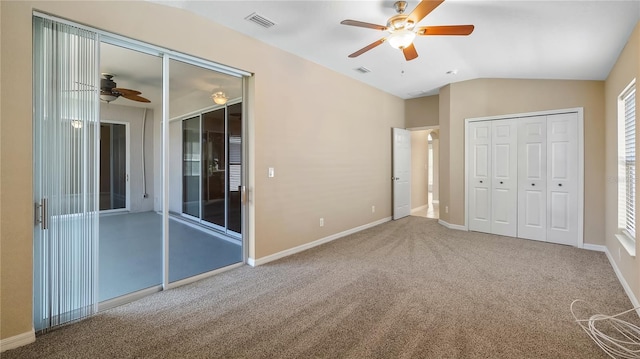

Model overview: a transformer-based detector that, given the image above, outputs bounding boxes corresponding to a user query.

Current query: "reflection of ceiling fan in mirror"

[341,0,474,61]
[100,73,150,103]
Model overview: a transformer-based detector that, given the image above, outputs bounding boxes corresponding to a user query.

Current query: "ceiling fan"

[341,0,474,61]
[100,73,150,103]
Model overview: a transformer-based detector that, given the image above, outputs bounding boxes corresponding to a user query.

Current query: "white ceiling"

[100,43,242,115]
[151,0,640,99]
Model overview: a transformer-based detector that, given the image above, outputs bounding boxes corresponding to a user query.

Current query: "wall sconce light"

[70,119,83,129]
[211,91,228,105]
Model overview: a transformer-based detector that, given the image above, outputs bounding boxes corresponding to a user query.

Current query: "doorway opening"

[410,128,439,219]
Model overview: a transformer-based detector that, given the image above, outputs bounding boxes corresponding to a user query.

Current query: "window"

[619,81,636,241]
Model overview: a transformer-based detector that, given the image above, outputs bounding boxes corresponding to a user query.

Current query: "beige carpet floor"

[4,216,637,358]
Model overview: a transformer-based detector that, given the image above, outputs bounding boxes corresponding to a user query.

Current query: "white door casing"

[517,116,547,241]
[546,113,579,246]
[393,128,411,220]
[468,121,492,233]
[490,119,518,237]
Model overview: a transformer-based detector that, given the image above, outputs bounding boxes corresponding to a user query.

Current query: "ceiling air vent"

[355,66,371,74]
[245,12,276,29]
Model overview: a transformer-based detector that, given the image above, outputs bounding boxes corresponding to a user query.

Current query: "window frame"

[618,79,636,248]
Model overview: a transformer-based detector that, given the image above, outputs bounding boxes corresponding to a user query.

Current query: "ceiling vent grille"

[245,12,276,28]
[355,66,371,74]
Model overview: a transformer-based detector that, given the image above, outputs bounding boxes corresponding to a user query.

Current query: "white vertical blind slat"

[33,16,100,332]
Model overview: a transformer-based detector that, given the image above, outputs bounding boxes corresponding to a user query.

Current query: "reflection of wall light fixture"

[70,120,83,129]
[211,91,228,105]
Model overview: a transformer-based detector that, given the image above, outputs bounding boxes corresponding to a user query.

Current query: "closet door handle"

[532,183,535,186]
[500,181,504,184]
[558,183,563,187]
[479,180,483,183]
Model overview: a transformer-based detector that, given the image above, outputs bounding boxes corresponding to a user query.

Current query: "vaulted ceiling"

[151,0,640,99]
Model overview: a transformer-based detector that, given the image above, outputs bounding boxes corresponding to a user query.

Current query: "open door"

[393,128,411,220]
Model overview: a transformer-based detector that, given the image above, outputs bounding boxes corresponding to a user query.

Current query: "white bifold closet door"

[517,116,547,241]
[469,112,579,246]
[468,120,517,236]
[546,113,579,245]
[468,121,492,233]
[490,120,518,237]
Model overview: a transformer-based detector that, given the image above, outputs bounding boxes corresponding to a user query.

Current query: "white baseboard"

[582,243,606,252]
[584,244,640,315]
[0,329,35,352]
[411,205,429,214]
[248,217,392,267]
[438,219,467,231]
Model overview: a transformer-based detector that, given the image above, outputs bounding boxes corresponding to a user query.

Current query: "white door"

[491,120,518,237]
[547,113,579,246]
[393,128,411,220]
[468,121,492,233]
[517,116,547,241]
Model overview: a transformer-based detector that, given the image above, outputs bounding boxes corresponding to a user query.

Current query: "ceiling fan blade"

[407,0,445,25]
[403,43,419,61]
[348,38,387,58]
[416,25,475,36]
[121,93,151,103]
[340,20,388,31]
[113,87,142,96]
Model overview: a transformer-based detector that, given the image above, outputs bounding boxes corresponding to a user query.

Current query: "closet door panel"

[491,119,517,237]
[468,121,492,233]
[517,117,547,241]
[547,113,578,246]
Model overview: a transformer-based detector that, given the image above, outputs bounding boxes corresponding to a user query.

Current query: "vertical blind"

[33,16,100,332]
[624,87,636,238]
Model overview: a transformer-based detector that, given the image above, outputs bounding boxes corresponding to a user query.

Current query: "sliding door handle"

[35,198,48,230]
[240,186,247,204]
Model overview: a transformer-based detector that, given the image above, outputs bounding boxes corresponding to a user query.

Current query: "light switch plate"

[268,167,274,178]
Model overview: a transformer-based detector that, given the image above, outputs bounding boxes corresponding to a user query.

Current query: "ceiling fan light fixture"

[388,29,416,49]
[212,91,228,105]
[100,93,118,103]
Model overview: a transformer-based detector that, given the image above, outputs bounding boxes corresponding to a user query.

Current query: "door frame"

[464,107,584,247]
[99,120,131,213]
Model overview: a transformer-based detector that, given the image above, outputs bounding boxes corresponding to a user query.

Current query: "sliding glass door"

[182,116,201,218]
[169,59,243,283]
[33,16,100,332]
[34,13,249,330]
[178,98,243,237]
[202,107,227,229]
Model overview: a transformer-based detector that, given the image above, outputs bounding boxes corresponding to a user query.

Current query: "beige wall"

[411,130,429,210]
[439,78,606,248]
[406,95,439,128]
[604,22,640,301]
[0,1,404,340]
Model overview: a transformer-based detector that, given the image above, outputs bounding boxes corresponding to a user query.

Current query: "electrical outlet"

[320,218,324,227]
[372,205,375,213]
[445,206,449,213]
